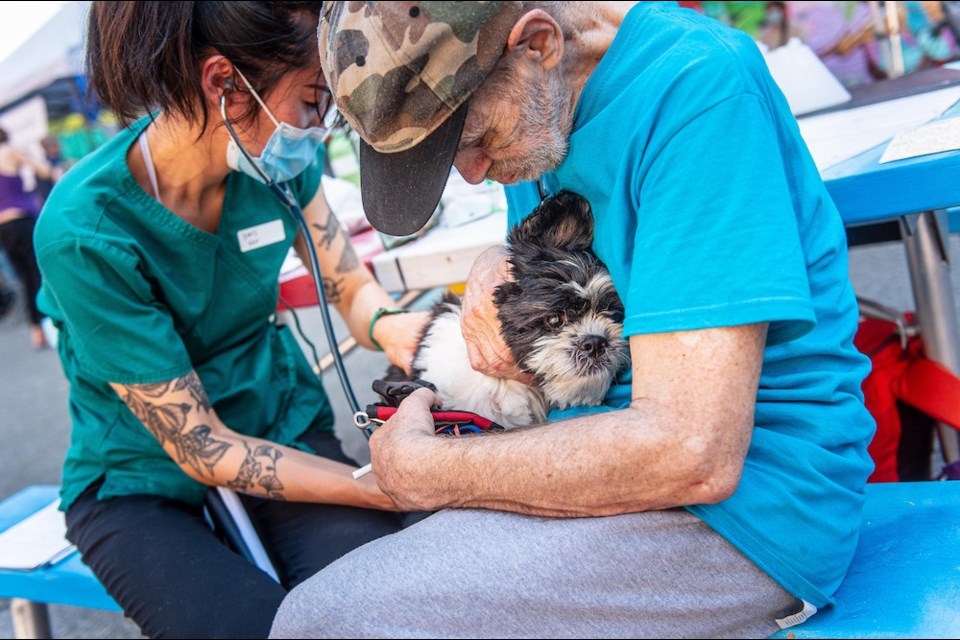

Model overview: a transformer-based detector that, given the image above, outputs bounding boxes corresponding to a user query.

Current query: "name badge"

[238,219,286,253]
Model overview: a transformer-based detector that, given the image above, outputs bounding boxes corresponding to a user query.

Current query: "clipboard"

[0,499,76,571]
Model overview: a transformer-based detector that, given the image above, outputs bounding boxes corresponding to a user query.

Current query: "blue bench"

[0,484,277,639]
[770,480,960,638]
[3,482,958,639]
[0,485,119,639]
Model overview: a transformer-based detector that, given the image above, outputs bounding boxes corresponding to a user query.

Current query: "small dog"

[387,190,629,429]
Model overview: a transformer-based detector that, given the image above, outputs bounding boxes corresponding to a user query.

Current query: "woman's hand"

[374,310,431,374]
[460,247,534,383]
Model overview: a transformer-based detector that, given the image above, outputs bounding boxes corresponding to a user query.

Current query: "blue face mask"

[222,69,327,184]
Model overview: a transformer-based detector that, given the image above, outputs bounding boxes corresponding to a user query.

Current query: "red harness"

[354,379,505,435]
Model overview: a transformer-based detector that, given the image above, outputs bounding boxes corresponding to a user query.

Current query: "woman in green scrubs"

[33,3,427,638]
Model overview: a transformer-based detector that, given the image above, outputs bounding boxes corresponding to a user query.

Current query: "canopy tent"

[0,2,106,163]
[0,1,89,117]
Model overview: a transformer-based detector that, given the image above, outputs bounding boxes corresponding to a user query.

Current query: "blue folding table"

[815,95,960,473]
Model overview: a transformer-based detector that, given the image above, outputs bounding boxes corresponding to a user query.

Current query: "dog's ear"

[510,190,594,251]
[493,280,522,309]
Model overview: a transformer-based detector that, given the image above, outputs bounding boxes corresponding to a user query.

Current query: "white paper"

[879,116,960,164]
[798,86,960,171]
[0,499,75,571]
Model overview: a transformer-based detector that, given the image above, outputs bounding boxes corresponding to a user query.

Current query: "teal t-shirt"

[506,3,874,608]
[35,116,334,510]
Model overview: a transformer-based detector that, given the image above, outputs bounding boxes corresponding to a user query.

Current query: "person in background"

[785,1,879,87]
[0,248,18,321]
[790,1,959,88]
[33,2,428,638]
[33,135,67,208]
[759,1,803,49]
[896,1,959,71]
[0,126,53,349]
[271,2,874,637]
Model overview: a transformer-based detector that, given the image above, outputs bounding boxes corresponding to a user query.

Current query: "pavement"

[0,236,958,638]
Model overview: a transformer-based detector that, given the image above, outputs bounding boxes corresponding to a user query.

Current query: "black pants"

[65,430,404,639]
[0,216,43,325]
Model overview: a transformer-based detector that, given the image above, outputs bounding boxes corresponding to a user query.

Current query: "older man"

[271,2,874,638]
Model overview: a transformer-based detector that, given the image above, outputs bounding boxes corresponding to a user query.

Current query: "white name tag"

[238,219,286,253]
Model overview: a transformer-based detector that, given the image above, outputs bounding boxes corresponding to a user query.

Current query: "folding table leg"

[900,211,960,470]
[10,598,52,639]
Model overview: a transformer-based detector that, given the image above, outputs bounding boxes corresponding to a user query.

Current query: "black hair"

[0,128,7,144]
[86,1,322,131]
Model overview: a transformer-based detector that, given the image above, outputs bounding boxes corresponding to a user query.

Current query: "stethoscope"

[219,90,369,435]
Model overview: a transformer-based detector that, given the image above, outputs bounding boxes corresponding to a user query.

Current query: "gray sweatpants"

[269,507,799,639]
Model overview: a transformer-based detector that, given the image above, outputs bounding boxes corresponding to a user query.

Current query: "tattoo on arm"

[228,442,286,500]
[335,229,361,274]
[312,215,341,251]
[174,370,212,413]
[119,380,231,476]
[116,373,286,500]
[309,216,356,302]
[118,380,182,445]
[323,276,345,304]
[177,424,231,476]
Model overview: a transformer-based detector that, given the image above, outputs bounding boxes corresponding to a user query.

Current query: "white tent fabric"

[0,1,89,112]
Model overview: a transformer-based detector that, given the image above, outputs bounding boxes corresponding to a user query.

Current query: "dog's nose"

[577,335,607,357]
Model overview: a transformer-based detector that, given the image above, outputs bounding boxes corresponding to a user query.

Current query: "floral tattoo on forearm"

[117,371,287,500]
[228,442,286,500]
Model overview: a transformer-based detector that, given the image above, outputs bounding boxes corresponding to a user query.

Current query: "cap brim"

[359,104,468,237]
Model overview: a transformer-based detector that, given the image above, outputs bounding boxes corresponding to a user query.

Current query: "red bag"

[854,307,960,482]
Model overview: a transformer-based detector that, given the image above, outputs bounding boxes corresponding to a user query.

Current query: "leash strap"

[357,379,505,434]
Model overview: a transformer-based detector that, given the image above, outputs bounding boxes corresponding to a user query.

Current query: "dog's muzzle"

[576,334,609,358]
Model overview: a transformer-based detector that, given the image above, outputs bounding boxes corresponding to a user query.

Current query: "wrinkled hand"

[368,387,446,511]
[375,310,431,374]
[461,247,535,383]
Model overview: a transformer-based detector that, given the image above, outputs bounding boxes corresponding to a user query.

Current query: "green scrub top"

[34,116,334,510]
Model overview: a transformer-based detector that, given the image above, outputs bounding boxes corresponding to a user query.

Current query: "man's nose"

[454,148,493,184]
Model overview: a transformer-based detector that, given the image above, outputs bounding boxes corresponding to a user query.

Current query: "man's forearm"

[392,403,744,517]
[372,325,764,516]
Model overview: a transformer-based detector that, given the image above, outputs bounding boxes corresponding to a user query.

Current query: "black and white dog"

[388,190,629,429]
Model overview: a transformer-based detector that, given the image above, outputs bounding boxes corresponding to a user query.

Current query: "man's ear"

[200,55,241,109]
[506,9,564,71]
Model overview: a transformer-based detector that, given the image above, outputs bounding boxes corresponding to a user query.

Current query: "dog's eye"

[545,313,564,329]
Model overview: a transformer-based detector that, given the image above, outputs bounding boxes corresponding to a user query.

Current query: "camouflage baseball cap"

[319,1,523,236]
